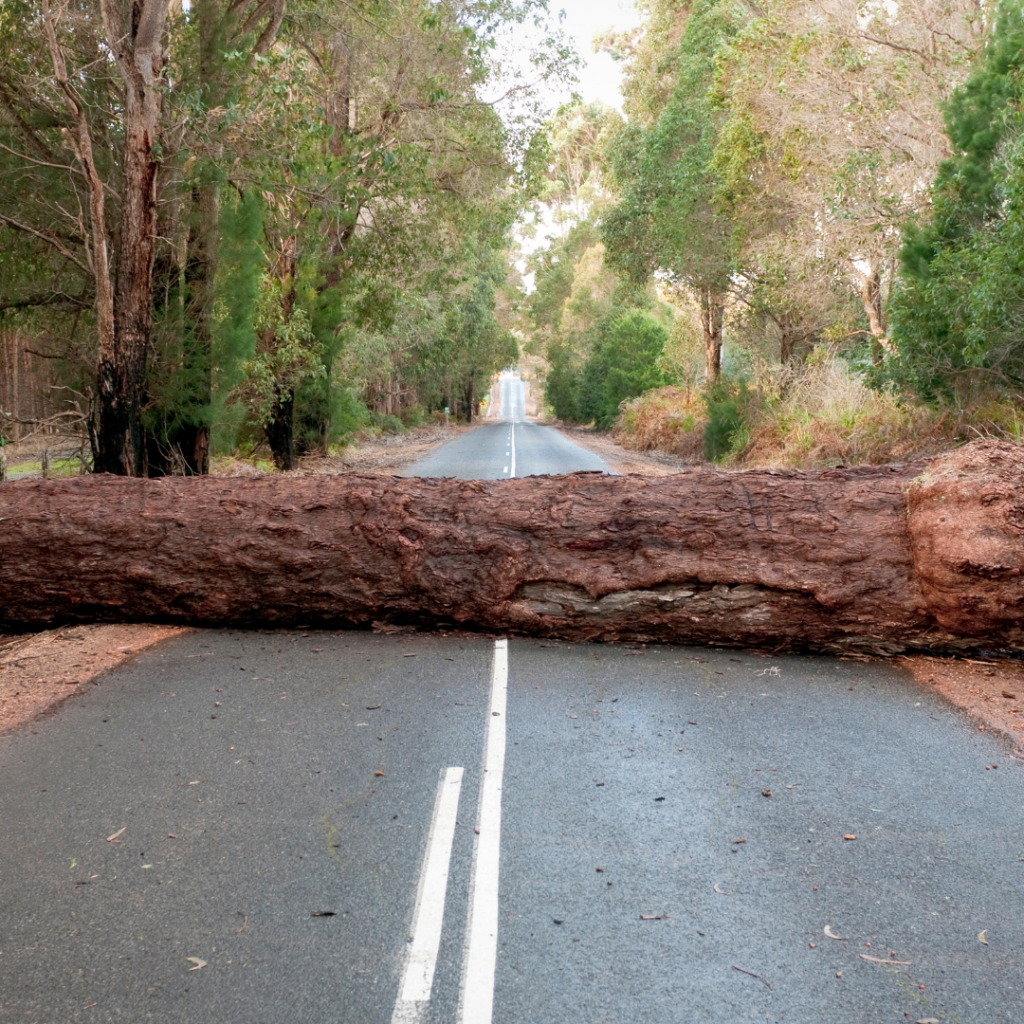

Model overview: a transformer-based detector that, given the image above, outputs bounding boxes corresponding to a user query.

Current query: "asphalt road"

[400,372,609,479]
[2,376,1023,1024]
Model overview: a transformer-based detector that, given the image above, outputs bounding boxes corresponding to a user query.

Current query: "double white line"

[390,640,509,1024]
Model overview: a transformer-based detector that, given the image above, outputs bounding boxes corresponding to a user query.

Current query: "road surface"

[1,374,1022,1024]
[401,372,609,479]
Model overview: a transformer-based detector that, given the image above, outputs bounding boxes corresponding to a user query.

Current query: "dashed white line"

[509,424,516,479]
[391,766,465,1024]
[458,639,509,1024]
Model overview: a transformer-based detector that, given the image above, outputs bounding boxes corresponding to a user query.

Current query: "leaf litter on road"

[185,957,206,971]
[106,827,126,843]
[824,925,847,940]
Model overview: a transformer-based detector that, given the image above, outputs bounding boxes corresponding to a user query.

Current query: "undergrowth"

[614,359,1024,469]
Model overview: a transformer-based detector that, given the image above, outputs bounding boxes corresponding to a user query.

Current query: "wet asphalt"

[1,373,1022,1023]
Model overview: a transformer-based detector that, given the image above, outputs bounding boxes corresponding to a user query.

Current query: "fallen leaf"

[978,930,988,945]
[640,914,667,920]
[713,882,733,895]
[186,957,206,971]
[313,648,323,653]
[917,1019,940,1023]
[1002,691,1016,699]
[732,838,747,844]
[374,771,385,777]
[106,827,126,843]
[403,654,416,658]
[236,912,248,934]
[823,925,847,940]
[859,953,911,965]
[310,911,336,917]
[844,834,857,841]
[365,704,382,710]
[762,790,773,797]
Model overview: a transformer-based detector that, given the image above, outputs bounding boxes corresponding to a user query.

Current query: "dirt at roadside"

[0,625,189,736]
[899,655,1024,753]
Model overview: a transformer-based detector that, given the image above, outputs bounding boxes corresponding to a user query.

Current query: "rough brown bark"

[93,0,172,476]
[2,441,1024,654]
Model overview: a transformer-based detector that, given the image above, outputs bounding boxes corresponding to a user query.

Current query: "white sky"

[550,0,641,110]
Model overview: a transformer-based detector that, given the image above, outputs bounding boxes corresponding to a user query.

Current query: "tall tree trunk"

[42,0,115,466]
[858,266,889,366]
[92,0,173,475]
[699,285,724,383]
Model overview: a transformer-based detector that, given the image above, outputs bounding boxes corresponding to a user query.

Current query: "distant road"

[400,371,609,479]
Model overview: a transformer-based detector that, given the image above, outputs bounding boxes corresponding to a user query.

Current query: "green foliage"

[580,309,669,427]
[703,379,747,462]
[601,0,738,294]
[888,1,1024,400]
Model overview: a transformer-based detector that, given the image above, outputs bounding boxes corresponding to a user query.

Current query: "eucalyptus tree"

[0,0,289,474]
[601,0,740,383]
[711,0,986,363]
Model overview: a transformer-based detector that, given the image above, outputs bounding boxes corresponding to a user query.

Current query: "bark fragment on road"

[1,440,1023,655]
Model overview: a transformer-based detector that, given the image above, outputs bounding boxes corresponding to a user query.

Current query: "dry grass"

[728,361,948,469]
[614,360,1024,470]
[613,385,708,462]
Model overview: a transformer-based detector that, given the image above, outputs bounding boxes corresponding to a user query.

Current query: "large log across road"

[2,439,1023,655]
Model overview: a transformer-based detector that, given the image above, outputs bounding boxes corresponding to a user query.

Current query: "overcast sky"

[550,0,641,109]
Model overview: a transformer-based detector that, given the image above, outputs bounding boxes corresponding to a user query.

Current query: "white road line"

[509,423,516,479]
[458,640,508,1024]
[391,767,465,1024]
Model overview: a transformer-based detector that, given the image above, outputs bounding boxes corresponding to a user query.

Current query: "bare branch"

[0,212,92,276]
[41,0,114,359]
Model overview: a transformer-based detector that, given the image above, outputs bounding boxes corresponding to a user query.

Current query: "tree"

[711,0,986,364]
[601,0,739,383]
[578,308,668,427]
[888,1,1024,401]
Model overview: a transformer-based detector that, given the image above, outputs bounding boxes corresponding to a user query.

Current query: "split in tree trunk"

[2,441,1023,656]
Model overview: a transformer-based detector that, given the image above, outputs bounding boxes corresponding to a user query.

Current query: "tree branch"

[0,213,91,277]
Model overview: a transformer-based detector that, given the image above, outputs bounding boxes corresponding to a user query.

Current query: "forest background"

[3,0,1024,475]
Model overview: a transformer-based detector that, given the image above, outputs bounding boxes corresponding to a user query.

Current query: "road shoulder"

[0,624,189,737]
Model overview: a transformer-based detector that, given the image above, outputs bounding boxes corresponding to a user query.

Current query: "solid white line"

[509,423,516,479]
[391,766,465,1024]
[457,640,508,1024]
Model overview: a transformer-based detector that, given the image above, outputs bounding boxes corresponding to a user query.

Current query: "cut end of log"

[909,440,1024,639]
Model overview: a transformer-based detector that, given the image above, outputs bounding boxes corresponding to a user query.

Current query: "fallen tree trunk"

[2,440,1023,655]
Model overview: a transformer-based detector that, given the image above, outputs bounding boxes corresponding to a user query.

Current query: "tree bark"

[91,0,173,475]
[699,285,724,383]
[2,441,1023,655]
[857,265,890,366]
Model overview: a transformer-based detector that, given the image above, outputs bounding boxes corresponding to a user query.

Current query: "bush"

[703,381,747,462]
[580,309,669,428]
